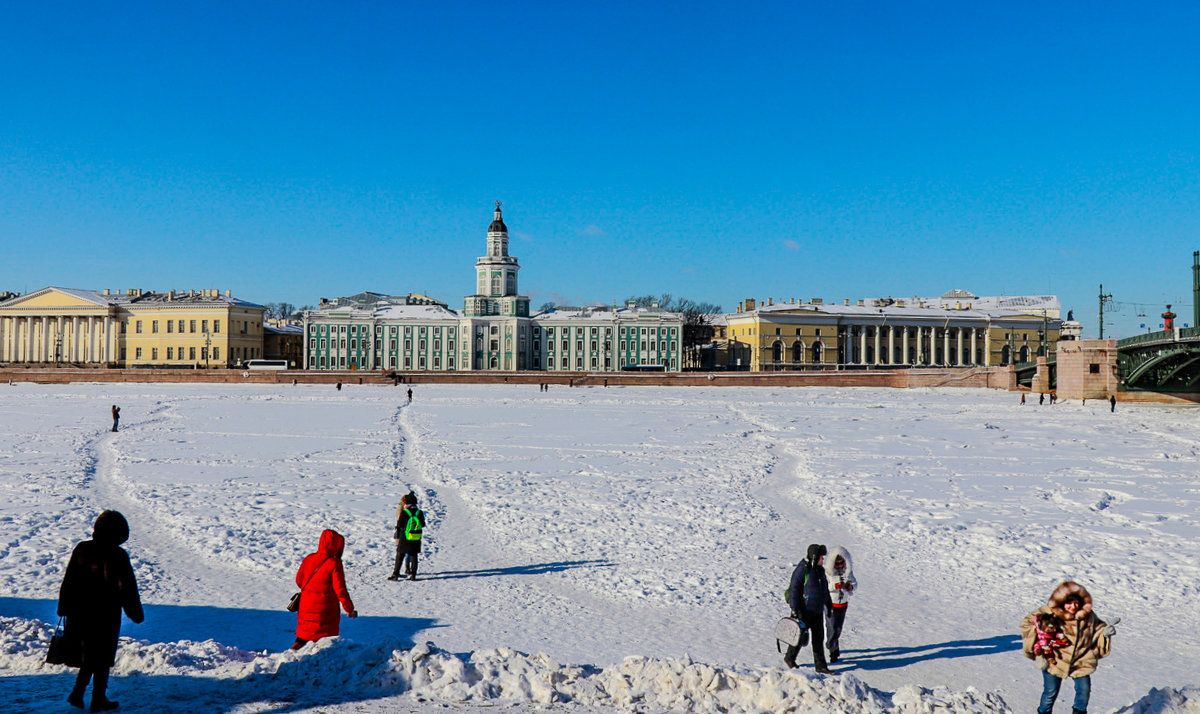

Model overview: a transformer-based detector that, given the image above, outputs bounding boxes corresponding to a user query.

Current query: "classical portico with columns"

[720,293,1064,372]
[0,288,124,365]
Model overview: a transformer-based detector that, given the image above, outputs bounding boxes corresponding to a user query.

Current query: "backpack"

[783,563,811,607]
[398,507,423,541]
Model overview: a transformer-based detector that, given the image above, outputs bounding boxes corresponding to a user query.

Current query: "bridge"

[1116,327,1200,392]
[1009,328,1200,394]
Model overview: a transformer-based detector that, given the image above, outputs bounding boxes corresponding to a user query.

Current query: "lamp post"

[203,329,212,369]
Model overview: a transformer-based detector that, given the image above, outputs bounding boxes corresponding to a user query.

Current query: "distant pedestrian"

[1021,581,1116,714]
[389,491,426,581]
[1021,393,1026,405]
[1050,390,1057,405]
[604,378,608,387]
[1040,393,1045,405]
[110,405,120,432]
[823,546,857,664]
[1110,395,1116,412]
[292,529,357,650]
[785,544,833,674]
[336,382,342,391]
[406,388,413,404]
[58,510,144,712]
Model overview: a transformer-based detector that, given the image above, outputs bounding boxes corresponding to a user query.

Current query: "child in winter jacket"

[1033,613,1070,669]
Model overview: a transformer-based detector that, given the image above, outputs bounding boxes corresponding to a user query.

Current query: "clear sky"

[3,1,1198,338]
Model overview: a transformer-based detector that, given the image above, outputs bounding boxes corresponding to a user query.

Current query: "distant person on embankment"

[292,529,357,650]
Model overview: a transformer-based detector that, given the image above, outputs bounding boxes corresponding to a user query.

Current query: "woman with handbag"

[291,529,357,650]
[56,510,144,711]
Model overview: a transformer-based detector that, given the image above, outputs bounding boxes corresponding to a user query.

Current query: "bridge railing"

[1119,326,1200,349]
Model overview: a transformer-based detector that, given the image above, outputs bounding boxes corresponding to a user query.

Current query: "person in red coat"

[291,529,357,650]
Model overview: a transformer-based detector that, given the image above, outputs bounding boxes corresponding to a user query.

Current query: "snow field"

[1,383,1197,713]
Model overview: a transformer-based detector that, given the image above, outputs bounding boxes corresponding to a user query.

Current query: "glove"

[1104,616,1120,637]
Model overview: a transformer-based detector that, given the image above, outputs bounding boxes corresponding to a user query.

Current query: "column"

[902,326,910,364]
[71,317,79,362]
[872,325,881,365]
[970,328,978,366]
[942,329,950,366]
[956,327,964,366]
[983,327,991,367]
[858,327,867,365]
[887,326,895,365]
[103,317,112,364]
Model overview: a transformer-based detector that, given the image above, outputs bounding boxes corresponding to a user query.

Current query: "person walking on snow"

[406,388,413,404]
[110,405,120,432]
[57,510,144,712]
[389,491,426,581]
[292,529,357,649]
[785,543,834,674]
[1020,581,1117,714]
[823,545,857,663]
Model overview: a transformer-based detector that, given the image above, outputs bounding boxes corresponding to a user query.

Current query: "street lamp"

[203,329,212,369]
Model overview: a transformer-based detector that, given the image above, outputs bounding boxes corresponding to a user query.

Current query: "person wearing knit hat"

[784,544,834,674]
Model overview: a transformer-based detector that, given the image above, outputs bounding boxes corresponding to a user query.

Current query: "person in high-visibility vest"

[389,491,427,581]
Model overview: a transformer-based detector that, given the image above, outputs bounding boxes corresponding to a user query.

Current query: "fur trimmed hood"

[1047,580,1094,622]
[823,546,853,579]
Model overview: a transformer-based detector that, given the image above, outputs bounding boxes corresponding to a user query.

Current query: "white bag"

[774,616,809,652]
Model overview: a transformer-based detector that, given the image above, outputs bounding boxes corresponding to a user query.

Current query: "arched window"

[1019,345,1030,363]
[491,274,501,294]
[772,342,782,363]
[811,342,822,363]
[792,341,802,363]
[506,273,516,294]
[1001,345,1011,365]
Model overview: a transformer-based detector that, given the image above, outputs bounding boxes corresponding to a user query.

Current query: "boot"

[783,657,797,669]
[1072,709,1087,714]
[68,691,85,709]
[815,666,834,675]
[90,669,118,711]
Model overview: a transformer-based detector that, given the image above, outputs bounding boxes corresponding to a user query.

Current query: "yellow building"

[716,292,1064,371]
[0,287,266,368]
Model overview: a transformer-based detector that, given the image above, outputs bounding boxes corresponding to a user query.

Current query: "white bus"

[245,359,289,371]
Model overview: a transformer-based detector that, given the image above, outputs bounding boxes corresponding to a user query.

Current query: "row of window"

[535,340,678,353]
[311,354,455,370]
[311,324,458,336]
[310,338,458,352]
[132,319,220,335]
[126,346,261,362]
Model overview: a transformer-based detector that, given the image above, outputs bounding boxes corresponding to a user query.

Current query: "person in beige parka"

[1020,581,1117,714]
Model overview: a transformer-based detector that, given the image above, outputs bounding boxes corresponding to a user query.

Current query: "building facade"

[303,204,683,372]
[713,292,1064,371]
[532,304,683,372]
[0,287,266,367]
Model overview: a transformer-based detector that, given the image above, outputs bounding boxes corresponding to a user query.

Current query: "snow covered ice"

[1,382,1197,714]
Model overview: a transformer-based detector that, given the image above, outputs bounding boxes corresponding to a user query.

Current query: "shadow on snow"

[1,596,438,714]
[418,558,613,581]
[836,634,1021,671]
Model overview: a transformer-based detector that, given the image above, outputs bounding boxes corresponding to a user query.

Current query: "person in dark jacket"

[389,491,426,581]
[785,543,833,674]
[57,510,144,712]
[110,405,120,432]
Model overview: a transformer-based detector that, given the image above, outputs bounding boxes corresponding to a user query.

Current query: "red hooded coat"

[294,530,355,641]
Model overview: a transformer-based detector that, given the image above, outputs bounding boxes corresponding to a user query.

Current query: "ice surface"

[1,383,1196,713]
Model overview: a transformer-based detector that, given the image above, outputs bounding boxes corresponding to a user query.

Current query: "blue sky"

[2,1,1198,337]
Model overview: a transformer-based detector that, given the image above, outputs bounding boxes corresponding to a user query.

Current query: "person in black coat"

[57,510,144,712]
[785,543,834,674]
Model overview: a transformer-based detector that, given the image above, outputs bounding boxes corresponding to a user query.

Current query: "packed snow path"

[1,383,1197,713]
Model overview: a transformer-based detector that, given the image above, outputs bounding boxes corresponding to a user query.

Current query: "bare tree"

[624,294,722,368]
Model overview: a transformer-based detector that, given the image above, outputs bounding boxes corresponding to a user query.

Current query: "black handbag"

[46,618,81,667]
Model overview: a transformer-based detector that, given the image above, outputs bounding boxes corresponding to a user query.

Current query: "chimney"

[811,298,823,305]
[102,289,109,296]
[857,300,864,306]
[844,299,849,306]
[744,298,756,311]
[225,290,231,297]
[767,297,773,306]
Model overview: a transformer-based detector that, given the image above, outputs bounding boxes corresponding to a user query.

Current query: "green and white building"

[302,203,684,372]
